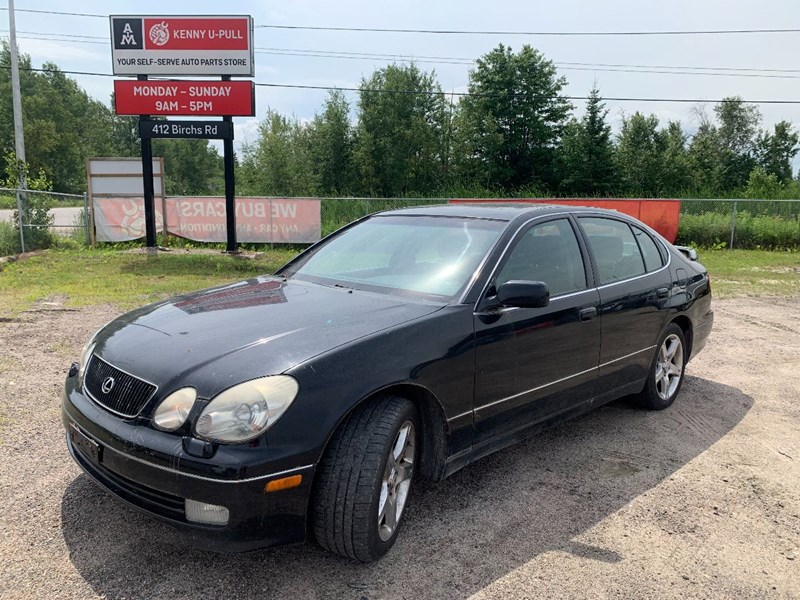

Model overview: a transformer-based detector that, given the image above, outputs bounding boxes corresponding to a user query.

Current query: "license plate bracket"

[70,425,102,464]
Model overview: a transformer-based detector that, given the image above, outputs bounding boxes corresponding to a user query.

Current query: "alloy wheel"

[655,334,684,401]
[377,421,415,542]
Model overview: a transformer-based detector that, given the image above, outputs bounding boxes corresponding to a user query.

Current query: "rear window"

[579,217,646,284]
[632,226,664,272]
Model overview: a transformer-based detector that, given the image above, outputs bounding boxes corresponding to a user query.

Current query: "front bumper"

[62,382,315,553]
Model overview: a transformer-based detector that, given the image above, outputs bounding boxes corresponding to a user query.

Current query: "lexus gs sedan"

[62,204,713,561]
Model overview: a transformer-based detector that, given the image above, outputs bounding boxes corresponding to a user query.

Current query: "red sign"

[142,18,249,50]
[113,80,254,116]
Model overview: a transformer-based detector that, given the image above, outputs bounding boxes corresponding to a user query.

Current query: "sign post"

[109,14,255,252]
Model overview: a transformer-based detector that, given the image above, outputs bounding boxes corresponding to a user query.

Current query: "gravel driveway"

[1,297,798,599]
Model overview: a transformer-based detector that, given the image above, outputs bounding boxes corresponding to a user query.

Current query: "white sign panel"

[110,15,254,76]
[87,159,163,196]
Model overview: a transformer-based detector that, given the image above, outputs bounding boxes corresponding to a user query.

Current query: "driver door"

[472,217,602,448]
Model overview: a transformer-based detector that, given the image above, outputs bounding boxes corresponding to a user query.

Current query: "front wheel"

[636,323,687,410]
[312,395,418,562]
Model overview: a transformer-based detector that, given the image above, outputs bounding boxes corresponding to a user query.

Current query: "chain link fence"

[2,193,798,253]
[678,198,800,249]
[0,187,88,253]
[321,197,800,250]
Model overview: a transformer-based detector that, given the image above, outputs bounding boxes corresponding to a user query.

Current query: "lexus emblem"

[101,377,116,394]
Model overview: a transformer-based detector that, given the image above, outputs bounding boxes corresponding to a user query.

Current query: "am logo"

[112,18,143,49]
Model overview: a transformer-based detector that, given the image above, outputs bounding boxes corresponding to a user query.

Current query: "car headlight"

[194,376,299,444]
[77,321,114,382]
[153,388,197,431]
[77,340,96,381]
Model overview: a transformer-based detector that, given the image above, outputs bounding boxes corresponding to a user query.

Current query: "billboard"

[109,15,254,76]
[92,197,322,244]
[113,80,255,116]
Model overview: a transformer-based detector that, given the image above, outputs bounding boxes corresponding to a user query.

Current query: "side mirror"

[496,280,550,308]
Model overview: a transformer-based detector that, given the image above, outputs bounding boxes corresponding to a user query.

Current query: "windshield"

[284,215,506,300]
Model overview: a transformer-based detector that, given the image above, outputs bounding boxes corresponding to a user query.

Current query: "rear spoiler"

[675,245,698,261]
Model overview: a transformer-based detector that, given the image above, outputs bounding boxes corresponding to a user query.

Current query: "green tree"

[744,166,783,199]
[557,86,615,195]
[239,110,316,196]
[354,63,447,196]
[661,121,693,195]
[152,139,223,196]
[0,45,115,192]
[307,90,354,195]
[615,112,666,196]
[454,44,572,192]
[757,120,798,182]
[715,96,761,190]
[2,151,54,249]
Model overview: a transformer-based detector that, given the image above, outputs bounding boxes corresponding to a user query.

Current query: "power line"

[0,7,105,18]
[4,31,800,80]
[0,7,796,36]
[8,64,798,104]
[254,24,800,36]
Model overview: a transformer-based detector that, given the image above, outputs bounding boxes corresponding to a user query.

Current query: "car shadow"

[61,375,752,599]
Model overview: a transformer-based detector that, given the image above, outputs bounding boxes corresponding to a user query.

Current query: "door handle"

[579,307,597,321]
[656,287,669,299]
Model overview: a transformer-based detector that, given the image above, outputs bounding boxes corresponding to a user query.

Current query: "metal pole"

[137,78,157,249]
[729,200,738,250]
[15,189,24,253]
[223,114,237,253]
[8,0,27,253]
[222,75,237,253]
[83,192,90,246]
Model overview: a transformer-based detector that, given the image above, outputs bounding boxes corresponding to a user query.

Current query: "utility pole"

[8,0,27,252]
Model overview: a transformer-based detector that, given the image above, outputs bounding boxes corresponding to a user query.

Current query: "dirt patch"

[0,298,798,599]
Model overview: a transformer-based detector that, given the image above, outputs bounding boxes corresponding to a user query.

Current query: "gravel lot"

[1,296,798,599]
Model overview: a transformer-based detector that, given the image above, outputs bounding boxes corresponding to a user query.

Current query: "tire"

[636,323,687,410]
[312,395,418,562]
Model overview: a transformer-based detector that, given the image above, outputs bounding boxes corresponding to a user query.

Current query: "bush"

[677,211,800,249]
[0,220,20,256]
[14,192,55,251]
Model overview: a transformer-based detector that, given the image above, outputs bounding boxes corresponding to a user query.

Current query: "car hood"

[92,276,443,398]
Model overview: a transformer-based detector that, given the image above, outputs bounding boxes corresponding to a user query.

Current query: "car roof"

[374,202,619,222]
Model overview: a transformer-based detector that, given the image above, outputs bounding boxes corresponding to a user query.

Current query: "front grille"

[84,354,157,418]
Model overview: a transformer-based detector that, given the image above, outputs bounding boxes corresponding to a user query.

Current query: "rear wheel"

[312,395,417,562]
[636,323,687,410]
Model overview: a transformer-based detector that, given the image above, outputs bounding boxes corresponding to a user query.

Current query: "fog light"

[185,499,229,525]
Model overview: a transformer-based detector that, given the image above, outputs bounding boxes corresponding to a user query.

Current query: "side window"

[579,217,646,284]
[631,225,664,272]
[495,219,587,297]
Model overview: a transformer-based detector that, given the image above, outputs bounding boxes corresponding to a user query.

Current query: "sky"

[3,0,800,153]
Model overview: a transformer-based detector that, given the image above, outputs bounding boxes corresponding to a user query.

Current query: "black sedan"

[62,204,713,561]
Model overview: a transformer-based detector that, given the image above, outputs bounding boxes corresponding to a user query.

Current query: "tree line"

[2,42,798,200]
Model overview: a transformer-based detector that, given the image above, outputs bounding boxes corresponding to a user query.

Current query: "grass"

[0,248,295,317]
[0,247,797,317]
[698,249,800,298]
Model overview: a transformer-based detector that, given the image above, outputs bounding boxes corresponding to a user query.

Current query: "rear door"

[577,216,672,401]
[473,216,602,446]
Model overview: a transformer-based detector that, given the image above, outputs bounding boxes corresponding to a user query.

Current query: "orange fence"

[451,199,681,243]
